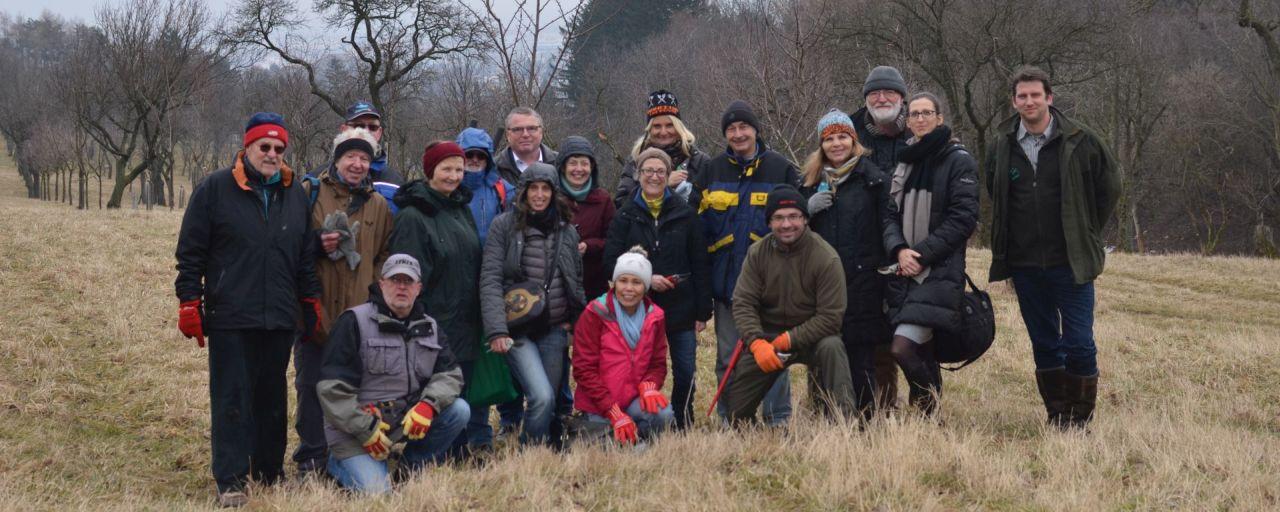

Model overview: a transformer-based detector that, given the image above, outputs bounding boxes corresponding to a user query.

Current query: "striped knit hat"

[816,108,856,140]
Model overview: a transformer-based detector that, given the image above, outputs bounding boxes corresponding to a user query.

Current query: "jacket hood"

[456,127,497,173]
[555,135,600,194]
[393,179,474,214]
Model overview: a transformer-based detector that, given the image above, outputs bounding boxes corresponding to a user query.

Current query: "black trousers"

[207,329,293,493]
[291,335,327,467]
[842,339,878,422]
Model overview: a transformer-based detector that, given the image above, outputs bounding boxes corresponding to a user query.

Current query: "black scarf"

[898,125,952,192]
[658,143,689,168]
[527,204,557,232]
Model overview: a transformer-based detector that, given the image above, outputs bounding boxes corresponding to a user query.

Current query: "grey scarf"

[890,140,931,283]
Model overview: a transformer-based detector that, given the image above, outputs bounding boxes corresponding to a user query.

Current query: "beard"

[868,101,902,125]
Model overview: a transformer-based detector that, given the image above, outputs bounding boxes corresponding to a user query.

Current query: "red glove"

[606,404,638,445]
[771,331,792,352]
[300,297,323,343]
[750,339,784,373]
[638,381,669,415]
[360,404,392,460]
[401,401,435,440]
[178,299,205,348]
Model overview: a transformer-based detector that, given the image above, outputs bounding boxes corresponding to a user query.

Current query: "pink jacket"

[572,292,668,416]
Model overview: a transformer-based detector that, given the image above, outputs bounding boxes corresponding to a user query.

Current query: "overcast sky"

[1,0,551,35]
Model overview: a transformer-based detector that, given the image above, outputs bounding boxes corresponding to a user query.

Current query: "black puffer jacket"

[800,157,898,345]
[603,190,713,332]
[885,134,980,332]
[175,154,321,330]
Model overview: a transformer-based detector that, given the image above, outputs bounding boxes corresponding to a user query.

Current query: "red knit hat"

[243,112,289,148]
[421,141,465,179]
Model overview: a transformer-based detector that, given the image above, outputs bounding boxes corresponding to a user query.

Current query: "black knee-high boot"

[891,335,940,417]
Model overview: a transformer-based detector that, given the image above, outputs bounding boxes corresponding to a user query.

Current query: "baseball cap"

[345,101,381,122]
[381,253,421,281]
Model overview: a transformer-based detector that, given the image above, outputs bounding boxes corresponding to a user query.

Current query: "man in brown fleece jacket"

[726,185,856,423]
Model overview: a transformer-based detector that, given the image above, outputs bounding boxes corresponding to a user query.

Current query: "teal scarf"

[612,298,645,349]
[561,176,592,202]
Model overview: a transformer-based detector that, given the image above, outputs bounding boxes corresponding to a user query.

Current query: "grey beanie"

[862,66,907,98]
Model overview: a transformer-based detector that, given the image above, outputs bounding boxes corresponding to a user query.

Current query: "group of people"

[174,64,1120,507]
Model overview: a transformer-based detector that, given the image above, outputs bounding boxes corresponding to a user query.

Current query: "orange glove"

[750,339,784,373]
[638,381,669,415]
[606,405,638,445]
[401,401,435,440]
[178,299,205,348]
[771,331,792,352]
[300,297,323,343]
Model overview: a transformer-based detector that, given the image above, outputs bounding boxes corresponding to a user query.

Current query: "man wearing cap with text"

[317,254,469,494]
[724,185,855,424]
[175,112,322,507]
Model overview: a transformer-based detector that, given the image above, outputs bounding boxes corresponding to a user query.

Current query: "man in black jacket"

[850,65,912,410]
[174,112,322,508]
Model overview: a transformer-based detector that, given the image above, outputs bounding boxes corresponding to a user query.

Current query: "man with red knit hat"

[175,112,322,508]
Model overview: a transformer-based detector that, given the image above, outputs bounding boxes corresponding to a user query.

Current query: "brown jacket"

[732,228,847,351]
[306,172,394,342]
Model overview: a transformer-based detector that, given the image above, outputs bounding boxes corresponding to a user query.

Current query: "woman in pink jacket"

[572,248,675,444]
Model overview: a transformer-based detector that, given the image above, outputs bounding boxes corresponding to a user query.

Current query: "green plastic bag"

[464,348,518,407]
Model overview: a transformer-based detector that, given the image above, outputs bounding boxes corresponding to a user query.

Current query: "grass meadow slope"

[1,159,1278,511]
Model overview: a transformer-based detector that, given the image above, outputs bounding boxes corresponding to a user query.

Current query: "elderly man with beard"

[849,65,912,411]
[175,112,321,507]
[723,185,855,424]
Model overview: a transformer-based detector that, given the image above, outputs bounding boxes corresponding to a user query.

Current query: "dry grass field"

[1,158,1278,511]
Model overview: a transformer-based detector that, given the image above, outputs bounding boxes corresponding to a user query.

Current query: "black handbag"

[503,230,561,331]
[935,273,996,370]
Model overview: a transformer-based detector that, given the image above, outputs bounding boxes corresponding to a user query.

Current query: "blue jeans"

[326,399,470,494]
[1010,266,1098,376]
[587,397,675,439]
[667,329,698,429]
[505,326,568,445]
[713,300,791,425]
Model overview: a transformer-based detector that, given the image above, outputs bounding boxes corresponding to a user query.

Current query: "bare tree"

[465,0,593,109]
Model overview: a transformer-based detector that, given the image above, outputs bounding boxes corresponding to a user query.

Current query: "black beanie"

[765,184,808,220]
[721,99,761,135]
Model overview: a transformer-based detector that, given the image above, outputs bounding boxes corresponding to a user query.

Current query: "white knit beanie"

[332,127,380,161]
[612,246,653,290]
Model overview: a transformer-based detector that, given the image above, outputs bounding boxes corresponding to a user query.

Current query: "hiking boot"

[1035,367,1069,428]
[1064,372,1099,429]
[217,490,248,508]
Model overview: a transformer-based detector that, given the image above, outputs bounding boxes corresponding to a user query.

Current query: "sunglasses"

[257,143,286,155]
[464,151,488,160]
[347,123,382,132]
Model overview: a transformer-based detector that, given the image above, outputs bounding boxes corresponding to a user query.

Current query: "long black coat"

[602,191,713,332]
[174,155,321,330]
[800,158,899,345]
[885,143,980,332]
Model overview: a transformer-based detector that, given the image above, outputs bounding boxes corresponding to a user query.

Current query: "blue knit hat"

[816,108,856,140]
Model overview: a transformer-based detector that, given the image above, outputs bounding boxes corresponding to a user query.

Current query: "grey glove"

[808,190,834,214]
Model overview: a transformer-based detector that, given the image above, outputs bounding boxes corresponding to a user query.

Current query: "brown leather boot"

[1064,372,1099,429]
[1035,367,1069,428]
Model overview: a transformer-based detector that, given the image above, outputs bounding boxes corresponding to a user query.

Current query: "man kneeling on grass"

[318,254,470,494]
[725,185,857,423]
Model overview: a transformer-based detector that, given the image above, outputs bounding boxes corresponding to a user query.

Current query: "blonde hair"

[630,115,696,158]
[801,135,868,187]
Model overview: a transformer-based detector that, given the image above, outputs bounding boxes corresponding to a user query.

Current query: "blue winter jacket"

[456,127,512,246]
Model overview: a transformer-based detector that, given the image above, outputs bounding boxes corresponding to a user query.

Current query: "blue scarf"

[560,176,593,202]
[612,297,646,349]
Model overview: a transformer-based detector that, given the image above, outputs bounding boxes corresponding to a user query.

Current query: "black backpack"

[935,273,996,370]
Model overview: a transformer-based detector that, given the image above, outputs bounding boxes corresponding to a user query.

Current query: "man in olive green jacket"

[985,66,1121,430]
[725,185,855,424]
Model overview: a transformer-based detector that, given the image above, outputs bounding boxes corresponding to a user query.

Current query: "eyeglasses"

[508,125,542,135]
[347,122,381,132]
[770,213,805,224]
[639,167,668,177]
[257,143,286,155]
[386,275,417,286]
[464,151,488,160]
[908,110,937,119]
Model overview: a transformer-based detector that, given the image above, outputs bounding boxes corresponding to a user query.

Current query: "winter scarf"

[613,299,646,349]
[891,125,953,282]
[560,176,593,202]
[864,105,908,138]
[821,156,859,191]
